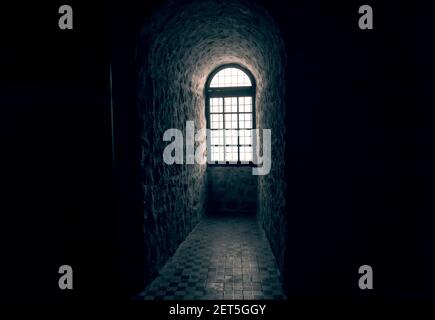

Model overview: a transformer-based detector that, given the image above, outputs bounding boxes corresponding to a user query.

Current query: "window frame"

[205,64,256,166]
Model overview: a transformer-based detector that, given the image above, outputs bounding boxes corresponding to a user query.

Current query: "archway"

[136,0,287,299]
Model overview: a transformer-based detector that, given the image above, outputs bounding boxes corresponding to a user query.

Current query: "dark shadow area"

[207,167,257,216]
[2,0,434,302]
[1,2,114,301]
[112,0,435,300]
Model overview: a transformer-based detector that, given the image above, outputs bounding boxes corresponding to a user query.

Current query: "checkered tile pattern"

[137,215,285,300]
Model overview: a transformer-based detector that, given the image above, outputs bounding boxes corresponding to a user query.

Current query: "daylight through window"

[206,65,255,164]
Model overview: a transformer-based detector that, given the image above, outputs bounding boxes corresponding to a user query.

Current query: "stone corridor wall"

[256,62,287,273]
[137,0,286,284]
[207,167,257,215]
[138,74,208,279]
[137,39,208,281]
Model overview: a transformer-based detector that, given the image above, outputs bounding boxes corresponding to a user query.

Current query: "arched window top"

[209,67,252,88]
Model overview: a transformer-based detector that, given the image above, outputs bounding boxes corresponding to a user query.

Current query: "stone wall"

[256,67,287,273]
[137,37,208,282]
[208,167,257,215]
[137,0,286,285]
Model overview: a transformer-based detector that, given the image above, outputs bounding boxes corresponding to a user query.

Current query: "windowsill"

[207,162,256,167]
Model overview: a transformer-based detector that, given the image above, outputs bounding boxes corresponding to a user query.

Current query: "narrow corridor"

[138,215,285,300]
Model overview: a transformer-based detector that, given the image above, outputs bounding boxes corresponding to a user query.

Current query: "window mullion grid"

[209,94,254,165]
[237,97,240,163]
[222,97,226,163]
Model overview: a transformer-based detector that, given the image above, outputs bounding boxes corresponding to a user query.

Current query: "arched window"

[205,64,256,164]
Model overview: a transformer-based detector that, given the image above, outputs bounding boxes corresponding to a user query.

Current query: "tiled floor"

[138,214,286,300]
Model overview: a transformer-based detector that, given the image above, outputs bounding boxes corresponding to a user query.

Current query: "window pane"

[225,130,238,145]
[239,129,252,145]
[225,146,238,162]
[210,129,224,145]
[225,113,238,129]
[224,97,237,113]
[210,114,223,129]
[211,146,224,162]
[238,97,245,112]
[239,114,252,129]
[210,97,223,113]
[239,96,252,112]
[240,146,253,162]
[239,119,245,129]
